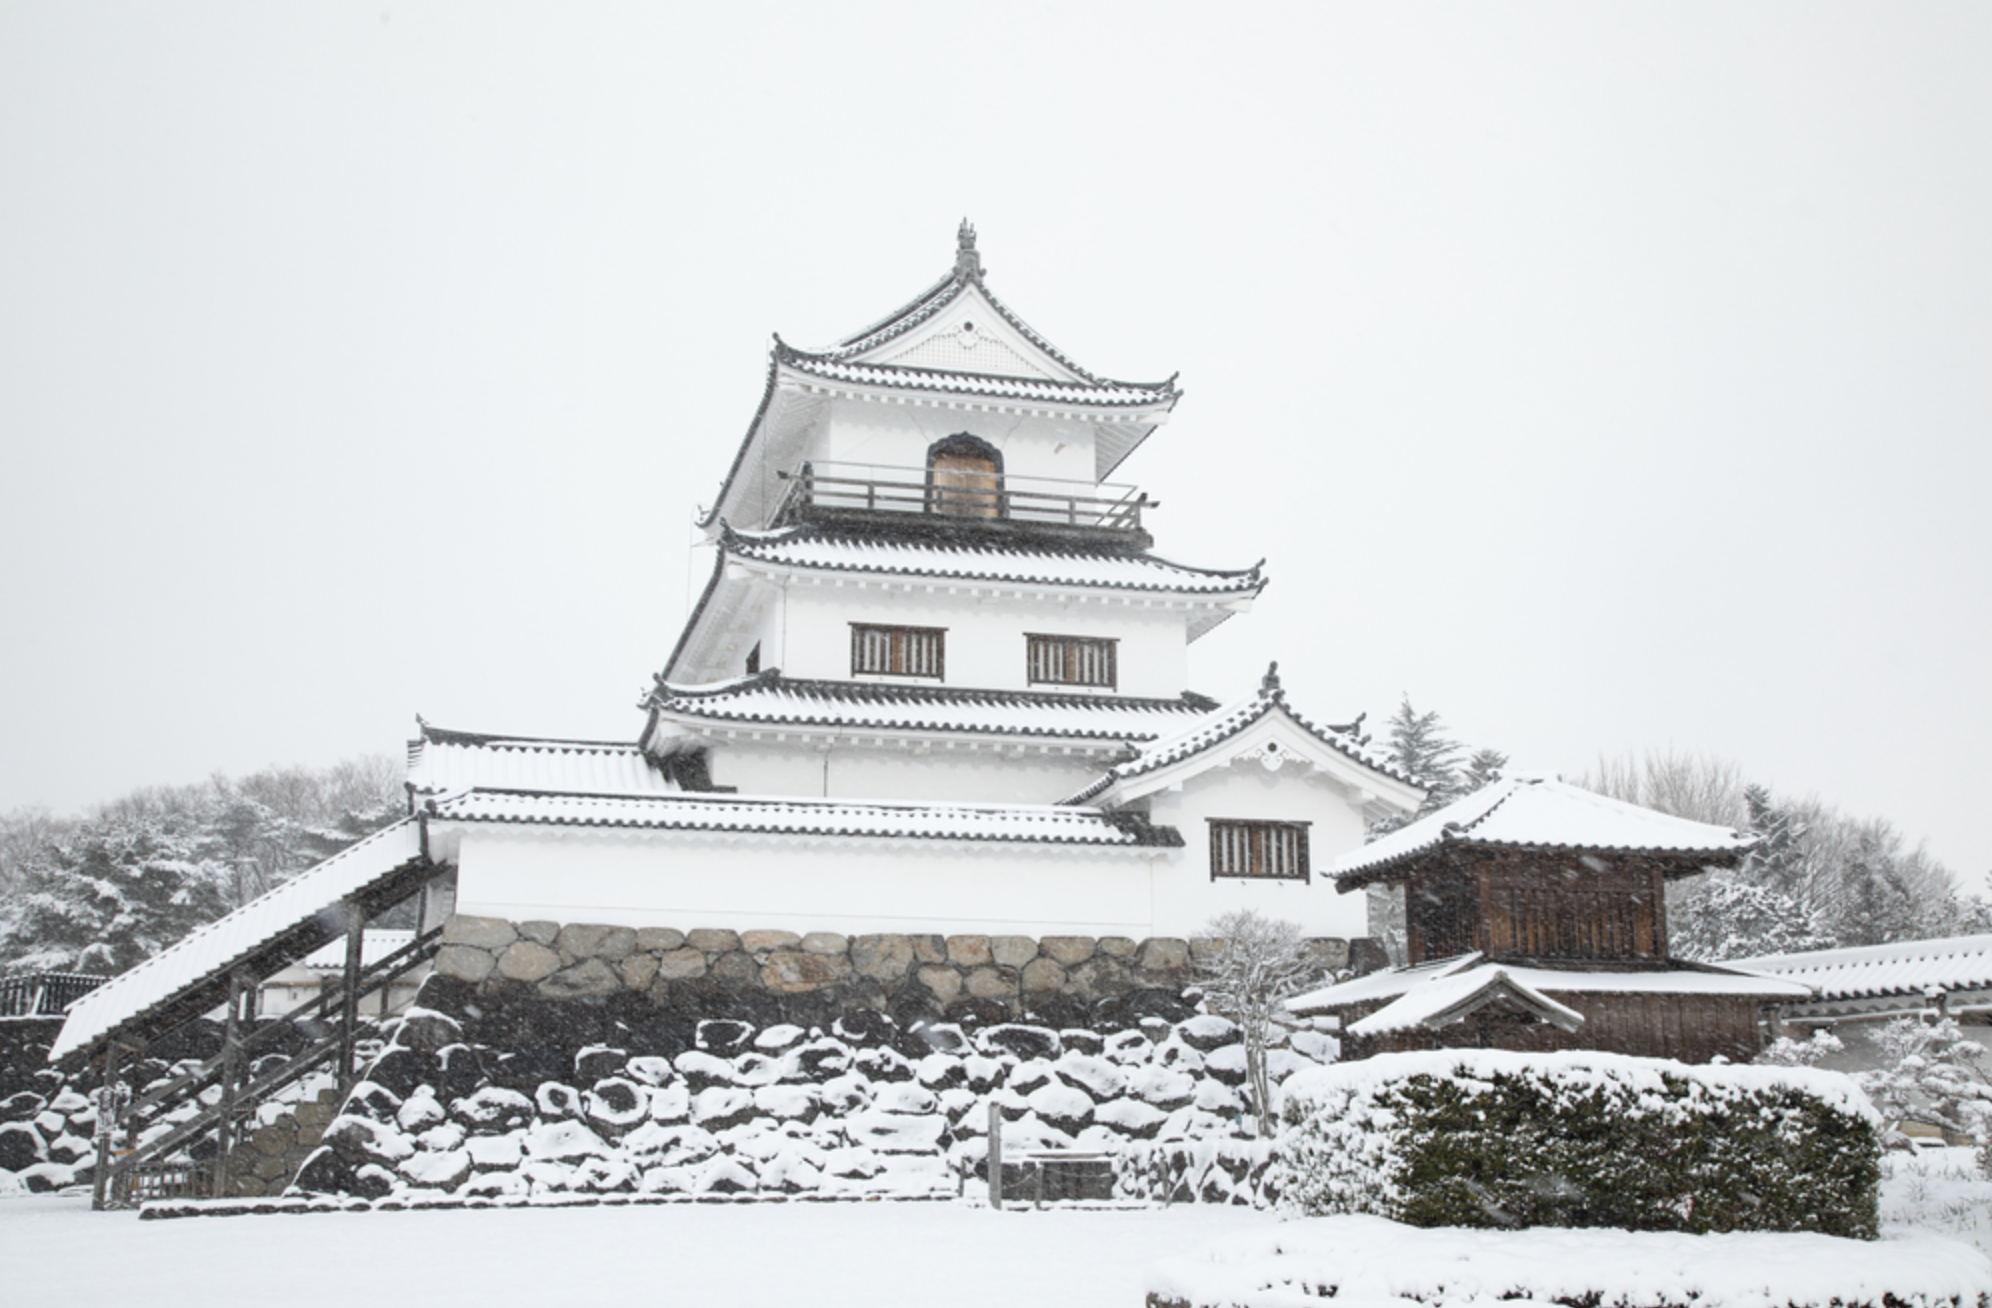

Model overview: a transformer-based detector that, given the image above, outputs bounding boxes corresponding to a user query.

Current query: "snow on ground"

[2,1148,1987,1308]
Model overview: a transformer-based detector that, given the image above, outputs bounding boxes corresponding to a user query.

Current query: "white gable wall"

[819,398,1103,490]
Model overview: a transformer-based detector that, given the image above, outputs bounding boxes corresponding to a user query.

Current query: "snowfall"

[1,1149,1987,1308]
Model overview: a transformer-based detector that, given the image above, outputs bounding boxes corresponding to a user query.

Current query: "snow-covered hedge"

[1274,1050,1881,1238]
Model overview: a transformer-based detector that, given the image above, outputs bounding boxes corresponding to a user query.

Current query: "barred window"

[850,623,945,679]
[1208,819,1310,881]
[1026,633,1117,689]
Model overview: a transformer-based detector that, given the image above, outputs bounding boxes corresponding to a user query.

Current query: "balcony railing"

[773,461,1150,537]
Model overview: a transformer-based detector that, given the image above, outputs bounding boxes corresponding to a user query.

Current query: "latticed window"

[1026,634,1117,689]
[850,623,945,679]
[1208,819,1310,881]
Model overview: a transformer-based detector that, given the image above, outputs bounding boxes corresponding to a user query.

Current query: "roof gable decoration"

[1347,965,1587,1039]
[1333,773,1757,889]
[1065,664,1425,817]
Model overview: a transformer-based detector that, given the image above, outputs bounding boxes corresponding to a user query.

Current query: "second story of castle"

[639,225,1273,803]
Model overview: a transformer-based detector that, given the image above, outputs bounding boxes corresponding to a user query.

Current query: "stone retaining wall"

[433,917,1352,1030]
[220,1087,343,1198]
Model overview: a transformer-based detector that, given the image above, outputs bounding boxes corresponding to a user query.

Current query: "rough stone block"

[741,929,802,954]
[441,916,517,951]
[1187,936,1227,966]
[252,1151,289,1181]
[799,931,848,956]
[711,952,759,986]
[434,944,496,984]
[540,958,621,999]
[760,951,852,993]
[636,927,686,952]
[654,948,707,980]
[1300,938,1349,970]
[620,952,660,992]
[557,923,637,963]
[518,920,561,946]
[250,1125,290,1157]
[294,1102,333,1129]
[686,928,740,954]
[963,967,1017,1000]
[910,934,947,965]
[851,934,913,980]
[916,966,962,1004]
[297,1125,324,1149]
[990,936,1038,968]
[1040,936,1097,966]
[1021,957,1068,994]
[1137,938,1190,973]
[496,941,562,983]
[1097,936,1139,959]
[947,935,993,967]
[1067,956,1133,999]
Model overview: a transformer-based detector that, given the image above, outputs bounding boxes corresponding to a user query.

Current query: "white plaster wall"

[449,825,1165,938]
[767,581,1191,696]
[1145,765,1374,940]
[710,739,1105,804]
[819,399,1102,488]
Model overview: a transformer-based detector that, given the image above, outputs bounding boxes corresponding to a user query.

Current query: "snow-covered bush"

[1274,1049,1881,1238]
[1859,1016,1992,1151]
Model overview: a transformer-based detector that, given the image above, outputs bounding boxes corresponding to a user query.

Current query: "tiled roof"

[722,525,1263,596]
[777,347,1177,411]
[407,722,674,797]
[646,672,1218,743]
[427,788,1182,848]
[1287,953,1812,1020]
[1334,774,1755,887]
[50,820,430,1064]
[1062,664,1411,804]
[1730,934,1992,1003]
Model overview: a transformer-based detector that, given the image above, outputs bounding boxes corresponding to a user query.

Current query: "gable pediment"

[855,283,1078,383]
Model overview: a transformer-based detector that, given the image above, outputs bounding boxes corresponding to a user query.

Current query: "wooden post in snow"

[987,1101,1003,1210]
[212,970,246,1199]
[90,1042,123,1211]
[338,902,365,1089]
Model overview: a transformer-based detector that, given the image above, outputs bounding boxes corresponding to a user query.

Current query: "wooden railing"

[775,461,1149,534]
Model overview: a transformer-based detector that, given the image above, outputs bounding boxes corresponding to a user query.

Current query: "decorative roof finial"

[955,218,981,279]
[1260,661,1281,696]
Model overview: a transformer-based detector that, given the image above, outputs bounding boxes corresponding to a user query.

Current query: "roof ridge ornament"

[1260,661,1282,698]
[955,219,981,280]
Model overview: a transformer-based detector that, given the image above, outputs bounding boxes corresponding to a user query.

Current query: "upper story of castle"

[697,221,1182,554]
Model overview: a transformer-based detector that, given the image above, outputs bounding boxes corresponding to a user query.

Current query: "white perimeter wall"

[711,741,1106,805]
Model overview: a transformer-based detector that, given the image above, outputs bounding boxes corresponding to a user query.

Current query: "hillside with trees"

[0,757,404,977]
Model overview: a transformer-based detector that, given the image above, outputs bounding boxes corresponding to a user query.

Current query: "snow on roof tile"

[1288,954,1812,1020]
[1334,774,1754,887]
[407,723,675,797]
[50,820,429,1064]
[646,672,1217,743]
[1729,933,1992,1002]
[1062,664,1411,804]
[723,525,1263,596]
[427,789,1182,848]
[1346,966,1586,1037]
[778,349,1176,410]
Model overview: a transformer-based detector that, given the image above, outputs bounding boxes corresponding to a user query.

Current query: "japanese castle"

[411,222,1423,943]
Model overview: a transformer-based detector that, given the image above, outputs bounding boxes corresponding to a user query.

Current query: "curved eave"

[777,347,1180,415]
[1333,839,1748,892]
[721,540,1265,602]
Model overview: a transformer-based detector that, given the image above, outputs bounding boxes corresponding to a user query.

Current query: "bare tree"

[1196,908,1323,1136]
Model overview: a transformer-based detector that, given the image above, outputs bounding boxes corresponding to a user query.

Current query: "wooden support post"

[338,902,364,1089]
[986,1101,1003,1210]
[90,1042,123,1211]
[212,970,246,1199]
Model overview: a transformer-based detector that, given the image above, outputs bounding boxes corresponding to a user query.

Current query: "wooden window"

[1026,633,1117,689]
[926,434,1003,519]
[850,623,945,679]
[1208,820,1310,881]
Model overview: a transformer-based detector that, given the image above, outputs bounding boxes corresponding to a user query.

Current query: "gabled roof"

[1333,774,1756,890]
[1062,664,1420,808]
[424,788,1182,849]
[644,671,1218,752]
[700,225,1179,530]
[1730,933,1992,1004]
[1286,952,1813,1021]
[1347,965,1586,1037]
[721,524,1264,600]
[407,720,675,797]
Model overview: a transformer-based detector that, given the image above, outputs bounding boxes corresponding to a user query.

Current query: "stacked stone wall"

[433,916,1350,1031]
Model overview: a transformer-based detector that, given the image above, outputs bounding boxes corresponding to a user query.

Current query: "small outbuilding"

[1289,775,1811,1063]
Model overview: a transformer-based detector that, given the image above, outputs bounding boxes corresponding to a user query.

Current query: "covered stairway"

[46,817,453,1208]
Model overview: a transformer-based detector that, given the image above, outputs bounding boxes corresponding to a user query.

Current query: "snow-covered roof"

[425,788,1182,849]
[1063,664,1416,805]
[50,820,431,1064]
[1347,965,1585,1037]
[293,929,419,973]
[775,349,1175,411]
[1334,774,1755,888]
[721,525,1264,599]
[407,723,674,797]
[1287,952,1813,1021]
[1730,934,1992,1004]
[645,672,1218,747]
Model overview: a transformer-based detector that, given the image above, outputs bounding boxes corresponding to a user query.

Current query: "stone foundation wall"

[219,1087,343,1198]
[433,917,1352,1031]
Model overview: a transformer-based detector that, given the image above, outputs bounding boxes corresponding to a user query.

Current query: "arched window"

[926,434,1003,519]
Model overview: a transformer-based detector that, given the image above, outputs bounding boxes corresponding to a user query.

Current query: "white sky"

[2,4,1987,880]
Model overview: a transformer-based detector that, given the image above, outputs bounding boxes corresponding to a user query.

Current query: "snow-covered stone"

[1053,1053,1126,1100]
[522,1119,610,1161]
[624,1055,677,1087]
[844,1109,947,1154]
[418,1122,467,1152]
[535,1082,584,1118]
[584,1078,650,1130]
[464,1133,524,1170]
[396,1089,445,1133]
[452,1086,533,1129]
[871,1083,938,1116]
[1094,1096,1167,1139]
[646,1083,691,1123]
[753,1024,807,1052]
[1125,1065,1197,1110]
[753,1084,819,1121]
[675,1050,739,1088]
[1027,1082,1095,1134]
[690,1086,755,1131]
[399,1148,472,1189]
[1176,1014,1242,1051]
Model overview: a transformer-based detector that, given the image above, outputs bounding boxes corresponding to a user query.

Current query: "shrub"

[1274,1049,1881,1238]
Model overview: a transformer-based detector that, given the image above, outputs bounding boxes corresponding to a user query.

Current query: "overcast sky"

[3,4,1987,879]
